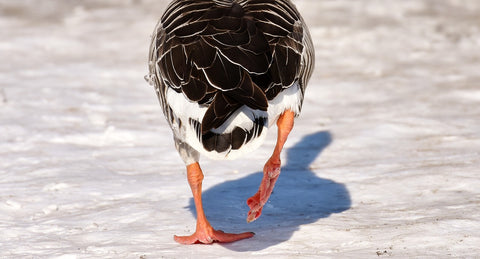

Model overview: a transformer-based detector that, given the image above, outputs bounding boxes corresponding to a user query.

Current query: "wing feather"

[149,0,314,134]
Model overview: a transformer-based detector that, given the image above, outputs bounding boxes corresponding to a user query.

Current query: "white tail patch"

[165,88,269,160]
[268,83,303,125]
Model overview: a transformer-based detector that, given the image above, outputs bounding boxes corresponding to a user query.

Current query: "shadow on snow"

[188,131,351,251]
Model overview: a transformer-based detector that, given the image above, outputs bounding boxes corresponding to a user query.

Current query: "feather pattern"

[147,0,314,161]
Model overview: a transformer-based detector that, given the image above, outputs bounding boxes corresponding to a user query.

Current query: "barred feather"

[147,0,314,161]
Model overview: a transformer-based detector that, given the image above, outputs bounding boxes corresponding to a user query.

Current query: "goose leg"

[174,162,255,244]
[246,110,295,223]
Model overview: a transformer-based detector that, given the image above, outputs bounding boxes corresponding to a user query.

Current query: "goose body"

[148,0,314,162]
[147,0,314,244]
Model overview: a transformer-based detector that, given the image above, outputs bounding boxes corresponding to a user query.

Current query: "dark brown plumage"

[146,0,314,244]
[151,0,311,138]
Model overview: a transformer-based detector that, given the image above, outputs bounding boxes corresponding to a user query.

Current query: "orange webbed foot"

[246,158,281,222]
[174,228,254,244]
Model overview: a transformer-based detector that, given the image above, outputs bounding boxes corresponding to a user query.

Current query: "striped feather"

[147,0,314,161]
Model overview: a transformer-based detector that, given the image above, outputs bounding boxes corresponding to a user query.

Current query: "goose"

[146,0,314,244]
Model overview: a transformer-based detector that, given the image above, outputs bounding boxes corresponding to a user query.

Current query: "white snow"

[1,0,479,258]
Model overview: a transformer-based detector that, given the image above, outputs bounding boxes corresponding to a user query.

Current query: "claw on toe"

[247,207,263,223]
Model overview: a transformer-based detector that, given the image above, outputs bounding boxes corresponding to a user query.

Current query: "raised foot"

[174,229,254,244]
[247,193,263,223]
[246,158,281,223]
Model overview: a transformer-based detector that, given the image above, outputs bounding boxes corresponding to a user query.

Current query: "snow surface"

[1,0,479,258]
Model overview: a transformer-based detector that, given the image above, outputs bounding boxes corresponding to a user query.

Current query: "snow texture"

[1,0,479,258]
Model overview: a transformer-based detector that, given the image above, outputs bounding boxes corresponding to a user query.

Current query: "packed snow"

[1,0,479,257]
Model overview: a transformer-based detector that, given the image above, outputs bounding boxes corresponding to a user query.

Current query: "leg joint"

[187,162,204,187]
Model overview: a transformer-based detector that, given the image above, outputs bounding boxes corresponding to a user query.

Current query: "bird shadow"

[187,131,351,251]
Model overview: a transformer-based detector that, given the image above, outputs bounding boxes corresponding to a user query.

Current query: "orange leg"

[174,162,255,244]
[247,110,295,222]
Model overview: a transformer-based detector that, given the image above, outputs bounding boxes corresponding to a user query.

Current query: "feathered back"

[148,0,314,134]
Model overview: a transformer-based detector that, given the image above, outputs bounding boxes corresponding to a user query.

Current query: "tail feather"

[190,115,266,155]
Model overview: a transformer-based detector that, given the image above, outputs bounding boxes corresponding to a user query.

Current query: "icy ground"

[1,0,479,258]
